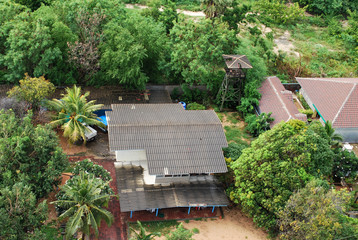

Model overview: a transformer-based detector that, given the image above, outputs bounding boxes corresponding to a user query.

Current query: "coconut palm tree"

[48,85,104,144]
[52,172,115,240]
[324,120,343,148]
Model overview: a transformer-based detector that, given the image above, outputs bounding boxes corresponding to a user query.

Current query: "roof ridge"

[332,84,357,125]
[267,76,292,120]
[296,77,358,84]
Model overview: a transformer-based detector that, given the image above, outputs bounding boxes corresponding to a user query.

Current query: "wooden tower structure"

[217,54,253,111]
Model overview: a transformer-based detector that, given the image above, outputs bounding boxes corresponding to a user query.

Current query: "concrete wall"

[155,175,190,184]
[115,149,147,162]
[336,128,358,143]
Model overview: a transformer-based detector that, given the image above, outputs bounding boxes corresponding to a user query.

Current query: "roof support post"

[130,211,133,218]
[212,206,215,213]
[156,208,159,216]
[188,206,191,215]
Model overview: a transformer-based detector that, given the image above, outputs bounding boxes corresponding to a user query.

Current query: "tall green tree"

[100,12,168,89]
[278,179,358,240]
[200,0,233,19]
[48,85,104,144]
[230,120,334,231]
[170,18,238,92]
[0,110,68,197]
[0,5,76,84]
[0,182,48,240]
[52,172,114,240]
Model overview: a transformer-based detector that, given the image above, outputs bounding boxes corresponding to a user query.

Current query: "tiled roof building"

[259,76,306,127]
[296,77,358,143]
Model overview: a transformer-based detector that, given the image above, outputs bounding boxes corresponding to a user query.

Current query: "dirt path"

[179,207,267,240]
[125,4,205,17]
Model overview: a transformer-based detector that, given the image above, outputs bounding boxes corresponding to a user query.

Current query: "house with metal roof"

[106,104,229,217]
[296,77,358,143]
[258,76,307,127]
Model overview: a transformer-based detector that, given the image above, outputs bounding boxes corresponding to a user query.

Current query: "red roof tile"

[259,76,306,127]
[296,78,358,128]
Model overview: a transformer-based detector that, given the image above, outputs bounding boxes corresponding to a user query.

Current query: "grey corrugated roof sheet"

[107,104,228,175]
[116,165,229,212]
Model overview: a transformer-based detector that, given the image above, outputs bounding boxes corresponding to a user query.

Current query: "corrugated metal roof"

[107,104,228,175]
[116,165,229,212]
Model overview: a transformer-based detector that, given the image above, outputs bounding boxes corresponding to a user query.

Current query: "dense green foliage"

[0,110,68,197]
[294,0,358,16]
[0,182,48,240]
[230,120,334,231]
[278,179,358,240]
[72,159,112,182]
[53,171,114,239]
[48,85,104,143]
[100,12,168,89]
[0,110,68,238]
[71,159,114,195]
[170,17,238,92]
[244,112,274,137]
[333,149,358,183]
[7,73,55,108]
[223,142,248,160]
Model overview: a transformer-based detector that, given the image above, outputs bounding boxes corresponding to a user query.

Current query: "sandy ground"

[156,207,268,240]
[126,4,205,17]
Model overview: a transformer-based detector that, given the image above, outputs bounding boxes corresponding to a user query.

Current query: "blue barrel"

[179,101,186,110]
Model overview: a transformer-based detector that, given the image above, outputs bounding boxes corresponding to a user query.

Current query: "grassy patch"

[224,126,247,143]
[129,220,178,235]
[226,112,240,124]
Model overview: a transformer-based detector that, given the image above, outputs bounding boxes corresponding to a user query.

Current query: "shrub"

[72,159,112,182]
[223,142,248,160]
[257,0,306,25]
[186,102,205,110]
[244,112,274,137]
[7,73,55,109]
[299,108,314,118]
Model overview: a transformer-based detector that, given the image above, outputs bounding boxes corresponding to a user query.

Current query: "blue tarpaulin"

[94,109,112,126]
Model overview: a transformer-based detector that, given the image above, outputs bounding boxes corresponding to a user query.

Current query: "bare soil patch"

[178,207,268,240]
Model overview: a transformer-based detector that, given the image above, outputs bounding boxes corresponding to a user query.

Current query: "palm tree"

[52,172,115,240]
[324,120,343,148]
[130,221,161,240]
[48,85,104,143]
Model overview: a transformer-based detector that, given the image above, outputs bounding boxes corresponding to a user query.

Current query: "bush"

[186,102,205,110]
[257,0,306,25]
[223,142,248,160]
[278,179,357,240]
[72,159,112,182]
[299,108,313,118]
[297,93,310,109]
[333,149,358,183]
[244,112,274,137]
